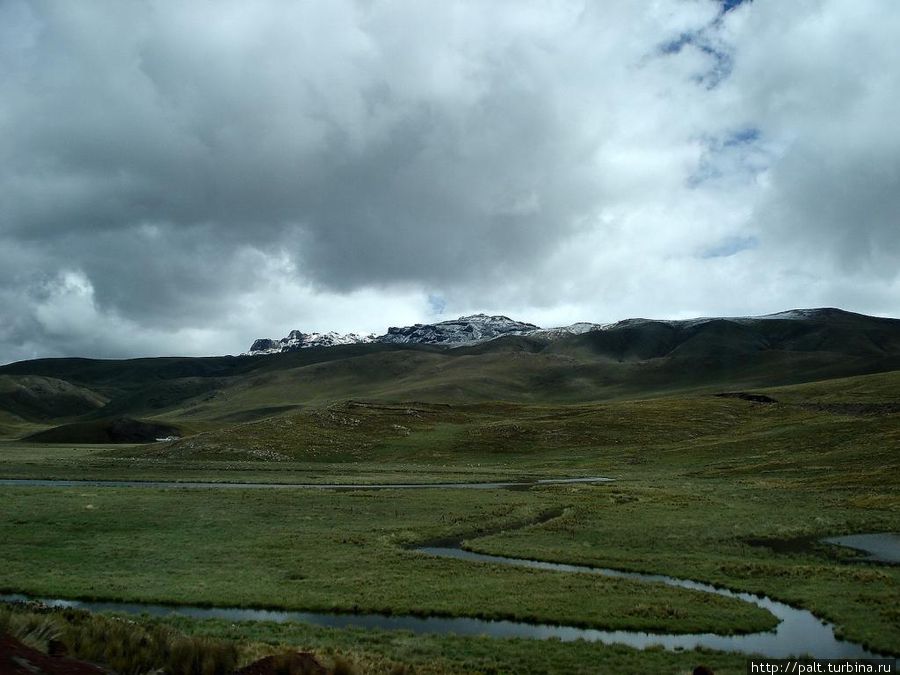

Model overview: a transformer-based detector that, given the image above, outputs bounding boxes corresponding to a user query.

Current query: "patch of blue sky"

[724,127,761,147]
[688,127,770,188]
[701,235,759,259]
[427,293,446,316]
[721,0,751,13]
[660,33,693,55]
[657,30,733,89]
[656,0,754,88]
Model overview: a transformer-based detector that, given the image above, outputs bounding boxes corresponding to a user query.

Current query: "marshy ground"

[1,372,898,673]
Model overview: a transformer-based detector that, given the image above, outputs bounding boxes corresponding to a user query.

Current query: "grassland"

[1,602,757,674]
[1,371,898,673]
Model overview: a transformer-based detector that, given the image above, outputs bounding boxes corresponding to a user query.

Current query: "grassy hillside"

[23,417,182,444]
[107,372,898,497]
[2,309,899,444]
[0,375,107,421]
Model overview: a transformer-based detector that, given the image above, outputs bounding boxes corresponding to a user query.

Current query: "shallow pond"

[823,533,900,564]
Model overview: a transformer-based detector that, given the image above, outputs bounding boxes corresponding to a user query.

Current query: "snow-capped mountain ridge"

[247,314,545,354]
[249,330,376,355]
[246,308,865,355]
[603,307,858,331]
[379,314,539,345]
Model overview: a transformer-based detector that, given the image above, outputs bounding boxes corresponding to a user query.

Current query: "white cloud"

[0,0,898,362]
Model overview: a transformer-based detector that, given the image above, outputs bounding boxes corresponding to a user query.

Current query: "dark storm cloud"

[0,0,898,363]
[1,1,610,318]
[296,87,601,289]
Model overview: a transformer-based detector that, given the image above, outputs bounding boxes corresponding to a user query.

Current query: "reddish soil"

[234,652,327,675]
[1,634,332,675]
[0,634,109,675]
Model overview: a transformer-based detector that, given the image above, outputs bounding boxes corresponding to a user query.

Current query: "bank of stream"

[0,545,891,659]
[0,478,894,660]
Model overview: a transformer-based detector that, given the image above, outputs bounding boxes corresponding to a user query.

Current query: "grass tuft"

[0,605,238,675]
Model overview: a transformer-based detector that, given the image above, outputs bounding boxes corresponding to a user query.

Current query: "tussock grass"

[1,610,62,651]
[0,605,238,674]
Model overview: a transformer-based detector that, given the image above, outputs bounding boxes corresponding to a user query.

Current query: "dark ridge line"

[0,476,613,490]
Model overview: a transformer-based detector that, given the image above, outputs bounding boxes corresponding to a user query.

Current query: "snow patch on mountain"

[602,308,850,331]
[248,330,375,354]
[248,314,550,354]
[752,309,836,321]
[246,308,858,355]
[380,314,539,345]
[525,322,611,340]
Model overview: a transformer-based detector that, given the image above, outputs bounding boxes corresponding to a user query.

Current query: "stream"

[1,543,890,659]
[1,477,894,659]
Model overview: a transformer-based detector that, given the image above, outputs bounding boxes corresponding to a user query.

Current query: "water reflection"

[1,545,890,660]
[823,533,900,564]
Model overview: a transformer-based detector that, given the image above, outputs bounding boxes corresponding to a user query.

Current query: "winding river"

[0,542,887,659]
[0,476,894,660]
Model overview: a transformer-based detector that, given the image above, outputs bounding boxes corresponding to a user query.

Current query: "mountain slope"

[1,308,899,441]
[0,375,107,422]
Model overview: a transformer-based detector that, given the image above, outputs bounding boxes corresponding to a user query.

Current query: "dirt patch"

[744,535,821,555]
[0,634,109,675]
[715,392,778,404]
[235,652,327,675]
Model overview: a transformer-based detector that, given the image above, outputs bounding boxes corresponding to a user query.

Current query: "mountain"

[249,330,376,354]
[248,314,603,354]
[378,313,539,345]
[246,308,897,355]
[526,322,609,340]
[2,307,899,442]
[543,308,900,366]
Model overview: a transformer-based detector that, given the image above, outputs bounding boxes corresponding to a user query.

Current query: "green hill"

[2,308,899,442]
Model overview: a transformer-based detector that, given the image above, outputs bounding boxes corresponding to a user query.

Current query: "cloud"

[0,0,898,363]
[723,0,900,278]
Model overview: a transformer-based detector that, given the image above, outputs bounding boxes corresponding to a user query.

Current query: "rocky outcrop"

[248,330,376,354]
[248,314,548,354]
[379,314,539,345]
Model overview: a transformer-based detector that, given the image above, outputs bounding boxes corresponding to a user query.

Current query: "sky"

[1,0,898,363]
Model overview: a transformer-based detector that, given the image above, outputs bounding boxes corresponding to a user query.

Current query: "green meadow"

[1,371,898,673]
